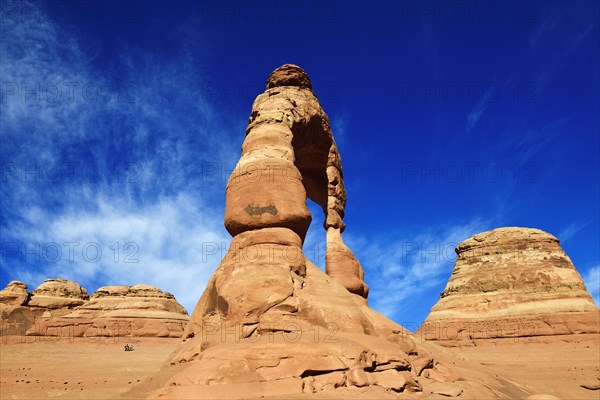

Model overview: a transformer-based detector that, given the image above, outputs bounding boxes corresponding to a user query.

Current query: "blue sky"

[1,0,598,328]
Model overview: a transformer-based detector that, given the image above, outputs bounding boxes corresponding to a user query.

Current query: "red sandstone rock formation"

[0,281,29,306]
[26,283,189,338]
[0,279,189,339]
[418,227,600,345]
[1,278,87,337]
[223,64,368,298]
[27,278,88,309]
[148,65,472,399]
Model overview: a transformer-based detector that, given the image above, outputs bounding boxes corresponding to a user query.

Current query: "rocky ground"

[1,334,598,399]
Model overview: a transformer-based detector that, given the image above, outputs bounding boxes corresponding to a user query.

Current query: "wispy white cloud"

[529,10,597,94]
[465,85,495,134]
[345,218,493,325]
[583,266,600,307]
[500,117,568,165]
[573,21,596,46]
[331,111,349,147]
[559,220,592,244]
[529,12,561,48]
[0,0,241,313]
[6,193,229,312]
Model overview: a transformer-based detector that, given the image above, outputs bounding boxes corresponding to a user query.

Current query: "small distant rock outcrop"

[418,227,600,345]
[1,278,88,337]
[47,284,190,338]
[27,278,88,309]
[81,284,188,319]
[0,278,189,338]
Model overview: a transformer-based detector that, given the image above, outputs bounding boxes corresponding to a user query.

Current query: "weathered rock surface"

[525,395,562,400]
[0,281,38,336]
[1,278,88,337]
[223,63,368,299]
[418,227,600,344]
[0,279,189,338]
[0,281,29,306]
[146,65,525,399]
[27,278,88,309]
[153,258,477,398]
[26,284,189,338]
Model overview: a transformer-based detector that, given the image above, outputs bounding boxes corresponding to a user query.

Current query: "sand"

[1,334,598,399]
[0,337,180,399]
[440,334,600,400]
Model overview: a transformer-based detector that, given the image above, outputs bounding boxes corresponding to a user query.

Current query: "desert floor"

[0,337,180,400]
[1,334,598,399]
[440,334,600,400]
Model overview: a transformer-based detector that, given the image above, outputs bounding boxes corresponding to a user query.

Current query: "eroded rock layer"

[28,278,88,309]
[418,227,600,345]
[0,281,29,306]
[1,278,90,336]
[223,63,368,298]
[0,279,189,338]
[0,281,38,336]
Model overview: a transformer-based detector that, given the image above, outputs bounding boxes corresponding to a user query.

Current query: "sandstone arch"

[223,64,368,298]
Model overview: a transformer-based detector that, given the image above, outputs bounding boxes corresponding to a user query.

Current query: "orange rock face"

[28,278,88,309]
[418,227,600,345]
[0,279,189,339]
[1,278,89,338]
[222,64,368,298]
[149,65,470,399]
[0,281,29,306]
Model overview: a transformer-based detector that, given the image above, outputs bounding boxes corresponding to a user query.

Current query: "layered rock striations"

[1,278,88,337]
[27,278,89,309]
[28,284,190,338]
[149,65,470,399]
[224,63,368,298]
[0,279,189,338]
[418,227,600,345]
[0,281,35,336]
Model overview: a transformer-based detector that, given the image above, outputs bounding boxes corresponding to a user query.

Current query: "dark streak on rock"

[244,204,278,216]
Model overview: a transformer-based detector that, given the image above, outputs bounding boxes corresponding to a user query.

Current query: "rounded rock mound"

[28,278,88,309]
[27,284,190,338]
[0,281,29,306]
[418,227,599,345]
